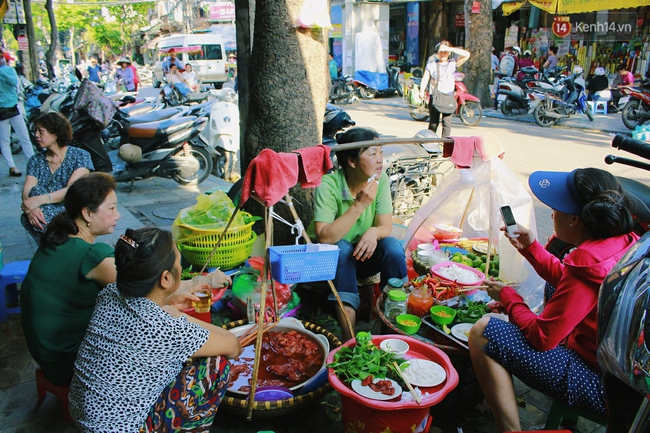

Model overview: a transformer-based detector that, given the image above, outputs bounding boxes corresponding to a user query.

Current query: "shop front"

[494,0,650,78]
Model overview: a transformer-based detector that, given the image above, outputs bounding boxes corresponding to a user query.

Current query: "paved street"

[0,92,630,432]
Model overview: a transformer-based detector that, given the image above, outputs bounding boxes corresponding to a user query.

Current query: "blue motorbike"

[530,67,594,127]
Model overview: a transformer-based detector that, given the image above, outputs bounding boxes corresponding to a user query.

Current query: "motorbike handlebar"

[612,134,650,161]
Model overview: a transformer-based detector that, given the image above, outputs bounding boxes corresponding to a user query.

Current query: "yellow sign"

[502,2,525,16]
[529,0,650,14]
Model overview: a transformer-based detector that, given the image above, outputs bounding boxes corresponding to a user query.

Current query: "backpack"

[499,55,516,76]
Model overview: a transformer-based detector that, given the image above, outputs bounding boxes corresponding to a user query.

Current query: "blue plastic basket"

[269,245,339,284]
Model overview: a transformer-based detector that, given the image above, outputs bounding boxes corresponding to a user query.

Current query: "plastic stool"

[587,100,608,115]
[35,368,73,422]
[0,260,30,322]
[544,399,607,430]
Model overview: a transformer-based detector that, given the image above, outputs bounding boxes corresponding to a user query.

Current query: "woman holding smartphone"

[469,168,637,432]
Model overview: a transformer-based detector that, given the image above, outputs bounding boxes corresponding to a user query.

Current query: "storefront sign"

[209,3,235,21]
[455,13,465,27]
[406,2,419,66]
[552,16,571,38]
[17,36,28,51]
[530,0,650,15]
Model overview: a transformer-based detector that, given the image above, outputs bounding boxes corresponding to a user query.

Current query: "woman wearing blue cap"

[468,168,638,432]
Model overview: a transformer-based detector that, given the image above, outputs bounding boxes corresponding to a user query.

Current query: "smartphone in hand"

[500,205,519,238]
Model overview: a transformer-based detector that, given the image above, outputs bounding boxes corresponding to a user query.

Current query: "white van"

[152,33,227,89]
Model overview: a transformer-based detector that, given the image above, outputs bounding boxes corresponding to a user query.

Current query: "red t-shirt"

[620,71,634,86]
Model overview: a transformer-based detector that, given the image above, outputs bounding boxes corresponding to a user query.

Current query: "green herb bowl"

[395,314,422,335]
[430,305,456,326]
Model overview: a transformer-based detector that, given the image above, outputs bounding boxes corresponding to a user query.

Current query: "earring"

[569,223,573,227]
[86,221,90,227]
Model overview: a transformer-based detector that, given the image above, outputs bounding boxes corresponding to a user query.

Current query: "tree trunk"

[464,0,492,107]
[242,0,329,245]
[23,0,40,82]
[420,2,449,66]
[45,0,58,80]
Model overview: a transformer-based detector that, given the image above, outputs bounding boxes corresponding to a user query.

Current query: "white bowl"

[380,338,410,359]
[417,243,435,252]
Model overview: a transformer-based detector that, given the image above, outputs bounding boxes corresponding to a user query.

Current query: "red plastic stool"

[35,368,73,422]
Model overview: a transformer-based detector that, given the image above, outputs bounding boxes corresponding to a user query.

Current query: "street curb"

[358,98,632,136]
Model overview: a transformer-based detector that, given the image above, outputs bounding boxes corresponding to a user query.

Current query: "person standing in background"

[0,50,35,177]
[85,58,101,84]
[126,57,140,92]
[490,47,499,98]
[543,46,558,71]
[329,53,339,80]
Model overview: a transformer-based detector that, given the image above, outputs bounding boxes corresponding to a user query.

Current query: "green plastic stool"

[544,399,607,430]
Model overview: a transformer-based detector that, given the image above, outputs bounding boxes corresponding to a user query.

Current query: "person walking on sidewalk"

[0,50,34,177]
[420,41,470,137]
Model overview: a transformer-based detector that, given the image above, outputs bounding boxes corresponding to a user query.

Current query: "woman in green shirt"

[21,172,120,386]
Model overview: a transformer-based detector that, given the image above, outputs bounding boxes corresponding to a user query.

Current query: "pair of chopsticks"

[458,282,519,292]
[392,361,421,404]
[237,321,278,347]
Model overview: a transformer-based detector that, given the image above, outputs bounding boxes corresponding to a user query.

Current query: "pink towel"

[449,136,475,168]
[293,145,333,188]
[241,149,299,207]
[475,135,505,161]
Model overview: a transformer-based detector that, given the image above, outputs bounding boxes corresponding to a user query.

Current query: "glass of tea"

[192,275,212,313]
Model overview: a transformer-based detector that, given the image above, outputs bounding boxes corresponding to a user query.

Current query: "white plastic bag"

[296,0,331,29]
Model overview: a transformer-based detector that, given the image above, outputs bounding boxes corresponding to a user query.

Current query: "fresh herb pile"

[326,332,403,384]
[454,297,491,324]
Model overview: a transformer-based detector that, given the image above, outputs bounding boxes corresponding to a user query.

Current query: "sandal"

[9,168,22,177]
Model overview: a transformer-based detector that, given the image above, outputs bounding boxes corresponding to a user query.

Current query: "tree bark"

[420,2,449,66]
[464,0,493,107]
[45,0,58,80]
[241,0,329,245]
[23,0,40,82]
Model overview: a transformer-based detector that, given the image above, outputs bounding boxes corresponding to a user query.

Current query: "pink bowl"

[430,261,485,286]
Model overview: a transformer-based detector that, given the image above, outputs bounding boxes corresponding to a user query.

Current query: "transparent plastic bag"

[404,151,545,312]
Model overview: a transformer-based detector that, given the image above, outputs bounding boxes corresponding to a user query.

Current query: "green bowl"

[430,305,456,326]
[396,314,422,335]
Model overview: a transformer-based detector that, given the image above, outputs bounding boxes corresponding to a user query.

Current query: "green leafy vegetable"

[326,332,403,384]
[454,297,490,324]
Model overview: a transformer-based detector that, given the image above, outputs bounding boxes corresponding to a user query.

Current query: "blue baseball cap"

[528,169,583,215]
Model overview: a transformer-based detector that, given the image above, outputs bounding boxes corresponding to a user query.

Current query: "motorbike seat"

[121,103,157,117]
[127,107,183,125]
[128,116,196,139]
[520,66,539,75]
[184,93,208,103]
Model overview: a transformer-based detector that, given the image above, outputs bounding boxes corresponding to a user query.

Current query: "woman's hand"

[353,227,379,261]
[502,224,535,250]
[484,278,508,303]
[26,207,47,230]
[21,196,44,213]
[207,269,231,289]
[354,178,378,209]
[164,284,201,311]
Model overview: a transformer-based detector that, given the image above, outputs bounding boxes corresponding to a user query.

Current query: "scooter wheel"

[410,112,429,122]
[459,101,483,127]
[172,145,213,185]
[621,100,642,130]
[500,99,513,116]
[358,86,376,100]
[212,153,226,178]
[533,104,556,128]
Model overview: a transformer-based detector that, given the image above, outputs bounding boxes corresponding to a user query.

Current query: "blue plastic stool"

[0,260,30,322]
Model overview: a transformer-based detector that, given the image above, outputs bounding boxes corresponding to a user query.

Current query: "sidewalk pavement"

[0,125,606,433]
[363,94,632,136]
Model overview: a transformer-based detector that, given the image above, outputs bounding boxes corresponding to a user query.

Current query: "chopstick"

[238,321,278,347]
[393,361,421,404]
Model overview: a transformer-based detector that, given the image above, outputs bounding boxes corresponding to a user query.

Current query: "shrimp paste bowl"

[221,318,341,418]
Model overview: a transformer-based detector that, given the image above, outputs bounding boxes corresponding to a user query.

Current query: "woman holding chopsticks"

[468,168,637,432]
[69,227,242,433]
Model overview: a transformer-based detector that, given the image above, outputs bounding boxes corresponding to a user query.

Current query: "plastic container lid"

[387,277,404,289]
[252,386,293,401]
[388,290,407,301]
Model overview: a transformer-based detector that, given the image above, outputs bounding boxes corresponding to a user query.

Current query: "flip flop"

[9,168,22,177]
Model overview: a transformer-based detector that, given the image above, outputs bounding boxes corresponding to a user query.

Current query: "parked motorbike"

[597,134,650,433]
[620,78,650,130]
[354,65,402,99]
[329,75,358,105]
[408,73,483,127]
[323,103,356,147]
[199,88,240,179]
[161,80,209,107]
[531,67,594,127]
[497,66,565,115]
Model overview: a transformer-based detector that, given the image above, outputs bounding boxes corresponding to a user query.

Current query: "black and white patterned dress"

[21,146,93,243]
[69,283,209,433]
